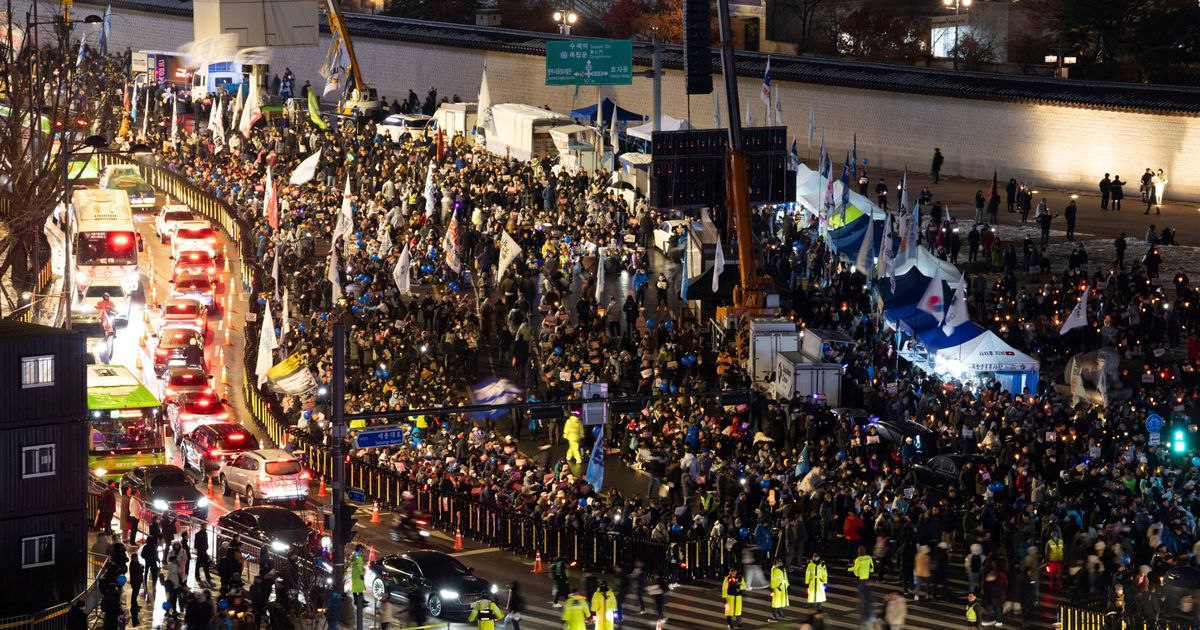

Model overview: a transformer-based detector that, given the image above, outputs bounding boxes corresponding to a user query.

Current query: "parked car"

[155,204,194,242]
[369,551,498,619]
[378,113,434,142]
[180,422,260,478]
[152,325,207,377]
[119,464,209,520]
[158,298,208,336]
[216,505,320,559]
[217,449,311,507]
[171,220,218,259]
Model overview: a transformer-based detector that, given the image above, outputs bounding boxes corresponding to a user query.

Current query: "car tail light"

[208,449,224,458]
[188,253,200,261]
[156,348,169,357]
[207,266,216,274]
[165,387,176,396]
[195,316,204,327]
[228,433,245,441]
[300,471,311,480]
[217,411,229,420]
[207,237,216,244]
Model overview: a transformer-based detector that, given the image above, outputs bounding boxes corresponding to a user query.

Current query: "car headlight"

[320,536,332,549]
[490,584,499,594]
[438,590,459,601]
[271,540,291,553]
[93,468,107,478]
[152,499,169,511]
[196,496,210,508]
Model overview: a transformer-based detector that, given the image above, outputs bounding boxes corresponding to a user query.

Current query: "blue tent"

[883,304,944,335]
[829,216,883,261]
[878,268,955,310]
[570,98,646,126]
[915,321,986,351]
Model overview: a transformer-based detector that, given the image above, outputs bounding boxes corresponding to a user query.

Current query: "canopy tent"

[934,330,1040,393]
[878,268,955,310]
[883,304,944,335]
[794,164,823,213]
[828,212,883,260]
[794,163,888,222]
[569,98,646,126]
[892,246,963,287]
[915,321,986,351]
[628,115,692,142]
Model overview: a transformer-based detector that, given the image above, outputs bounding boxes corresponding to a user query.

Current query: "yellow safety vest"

[966,603,978,622]
[850,555,874,580]
[1047,538,1063,561]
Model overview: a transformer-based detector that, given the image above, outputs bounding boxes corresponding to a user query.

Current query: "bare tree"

[0,0,100,313]
[772,0,826,53]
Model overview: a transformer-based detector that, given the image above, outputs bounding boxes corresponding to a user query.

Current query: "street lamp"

[942,0,971,71]
[552,9,577,35]
[1044,54,1077,78]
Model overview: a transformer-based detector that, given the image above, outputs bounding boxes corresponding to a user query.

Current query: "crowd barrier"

[2,257,57,324]
[1057,605,1195,630]
[0,553,107,630]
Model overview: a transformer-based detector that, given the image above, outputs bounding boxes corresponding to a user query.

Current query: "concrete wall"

[28,0,1200,200]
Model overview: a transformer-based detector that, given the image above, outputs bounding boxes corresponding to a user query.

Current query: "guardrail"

[1057,605,1196,630]
[0,553,108,630]
[2,257,56,323]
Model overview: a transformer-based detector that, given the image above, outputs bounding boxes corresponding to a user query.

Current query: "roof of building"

[0,319,78,339]
[102,0,1200,115]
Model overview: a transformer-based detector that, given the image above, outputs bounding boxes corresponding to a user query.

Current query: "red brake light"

[207,266,216,274]
[110,233,131,247]
[165,387,176,395]
[188,253,200,261]
[300,471,311,480]
[195,316,204,327]
[217,412,229,420]
[228,433,245,441]
[156,348,169,357]
[207,449,223,458]
[206,237,216,244]
[197,399,210,407]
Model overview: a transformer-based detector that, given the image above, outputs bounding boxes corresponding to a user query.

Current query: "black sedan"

[120,464,210,521]
[153,325,207,377]
[370,551,498,619]
[216,505,321,560]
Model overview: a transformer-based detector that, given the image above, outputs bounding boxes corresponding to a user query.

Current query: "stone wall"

[26,0,1200,200]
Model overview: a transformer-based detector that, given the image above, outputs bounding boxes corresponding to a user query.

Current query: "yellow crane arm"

[323,0,366,93]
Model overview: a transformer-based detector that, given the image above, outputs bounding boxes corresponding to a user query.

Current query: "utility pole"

[651,34,662,134]
[331,322,347,590]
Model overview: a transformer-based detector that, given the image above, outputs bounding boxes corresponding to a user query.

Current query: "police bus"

[87,364,164,480]
[72,188,142,296]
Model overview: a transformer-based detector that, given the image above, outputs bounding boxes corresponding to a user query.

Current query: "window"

[21,444,55,479]
[21,535,54,568]
[20,355,54,389]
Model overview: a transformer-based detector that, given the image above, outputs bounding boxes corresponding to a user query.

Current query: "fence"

[2,255,57,324]
[0,554,108,630]
[1057,605,1196,630]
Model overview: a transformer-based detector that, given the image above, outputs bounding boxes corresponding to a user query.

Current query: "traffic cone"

[318,476,328,497]
[370,501,382,524]
[531,551,544,574]
[220,365,228,387]
[453,528,464,551]
[223,255,231,274]
[135,353,144,371]
[368,547,377,563]
[207,477,214,497]
[139,333,147,349]
[233,493,241,510]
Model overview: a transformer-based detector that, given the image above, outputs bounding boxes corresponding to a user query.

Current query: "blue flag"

[852,133,858,181]
[839,153,851,209]
[585,426,605,490]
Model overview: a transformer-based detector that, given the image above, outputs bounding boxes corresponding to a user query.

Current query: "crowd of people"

[67,43,1200,630]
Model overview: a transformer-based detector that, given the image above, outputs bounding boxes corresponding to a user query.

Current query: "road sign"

[352,426,408,449]
[347,487,366,503]
[1146,413,1164,433]
[546,40,633,86]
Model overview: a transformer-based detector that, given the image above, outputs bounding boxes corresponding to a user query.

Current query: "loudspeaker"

[684,0,713,95]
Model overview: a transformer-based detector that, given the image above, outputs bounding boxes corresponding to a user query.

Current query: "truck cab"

[190,61,242,101]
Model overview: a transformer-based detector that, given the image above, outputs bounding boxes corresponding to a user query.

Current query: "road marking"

[450,546,501,558]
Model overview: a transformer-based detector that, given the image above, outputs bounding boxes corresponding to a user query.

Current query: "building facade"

[0,321,88,615]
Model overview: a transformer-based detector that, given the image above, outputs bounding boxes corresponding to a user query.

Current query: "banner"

[393,243,412,296]
[497,231,522,281]
[585,426,605,490]
[266,352,318,395]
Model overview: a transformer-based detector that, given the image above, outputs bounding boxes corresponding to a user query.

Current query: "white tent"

[892,246,963,287]
[935,330,1039,375]
[628,115,692,142]
[794,163,887,221]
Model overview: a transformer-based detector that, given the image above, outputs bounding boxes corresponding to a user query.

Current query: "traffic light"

[323,502,359,545]
[1172,428,1188,454]
[683,0,713,95]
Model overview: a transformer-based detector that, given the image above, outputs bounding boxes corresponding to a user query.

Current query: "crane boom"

[715,0,770,311]
[323,0,366,93]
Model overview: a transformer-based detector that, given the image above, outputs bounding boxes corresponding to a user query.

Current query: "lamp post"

[552,9,577,35]
[942,0,971,71]
[1044,54,1077,78]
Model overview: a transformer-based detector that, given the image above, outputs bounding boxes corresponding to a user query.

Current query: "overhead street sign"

[546,39,634,86]
[353,426,408,449]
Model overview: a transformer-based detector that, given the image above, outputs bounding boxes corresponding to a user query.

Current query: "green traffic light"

[1174,430,1187,453]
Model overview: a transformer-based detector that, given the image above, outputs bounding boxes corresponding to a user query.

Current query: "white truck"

[485,103,570,161]
[772,351,842,404]
[747,318,800,384]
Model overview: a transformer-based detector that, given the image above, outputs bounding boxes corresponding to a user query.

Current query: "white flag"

[141,87,150,137]
[377,221,392,256]
[807,103,815,148]
[774,89,783,127]
[209,100,226,154]
[744,100,752,127]
[854,220,874,274]
[332,175,353,244]
[595,246,606,302]
[231,83,244,124]
[1060,289,1089,334]
[712,235,726,293]
[442,216,462,273]
[941,281,968,335]
[238,78,261,137]
[289,148,322,185]
[281,288,291,341]
[393,243,412,296]
[423,163,436,219]
[327,244,343,303]
[917,277,945,319]
[497,231,522,281]
[609,109,618,153]
[255,300,278,387]
[271,244,280,301]
[713,92,721,128]
[477,64,492,132]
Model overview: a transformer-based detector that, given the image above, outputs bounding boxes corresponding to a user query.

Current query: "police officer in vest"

[468,593,504,630]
